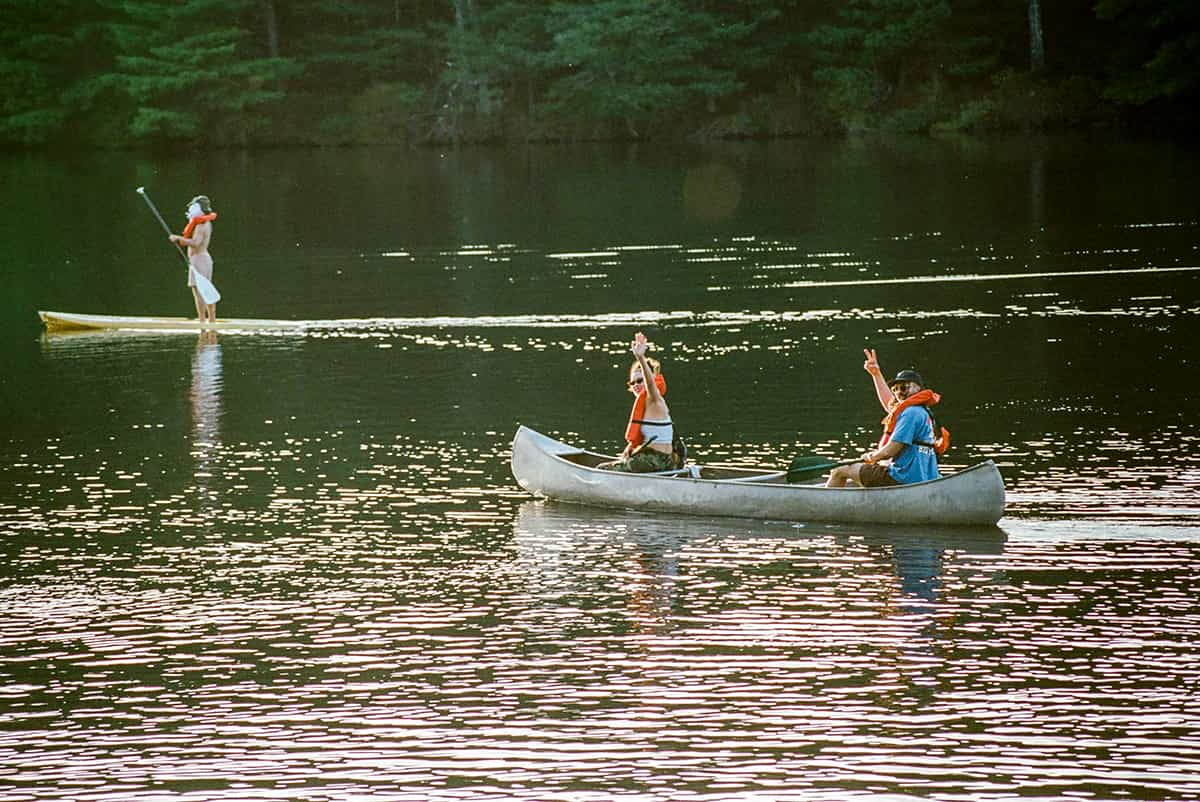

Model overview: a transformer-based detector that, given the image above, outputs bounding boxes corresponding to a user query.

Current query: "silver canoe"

[511,425,1006,527]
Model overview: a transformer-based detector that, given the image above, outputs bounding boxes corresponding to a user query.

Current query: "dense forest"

[2,0,1198,148]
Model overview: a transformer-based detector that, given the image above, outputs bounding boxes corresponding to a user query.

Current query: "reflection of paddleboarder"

[190,331,223,452]
[169,195,218,324]
[190,331,223,520]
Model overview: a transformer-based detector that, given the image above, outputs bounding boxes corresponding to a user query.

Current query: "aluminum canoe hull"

[511,425,1006,527]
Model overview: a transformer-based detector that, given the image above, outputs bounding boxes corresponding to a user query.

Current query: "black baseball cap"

[889,369,924,389]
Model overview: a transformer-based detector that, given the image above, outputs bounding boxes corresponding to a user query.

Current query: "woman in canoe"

[826,348,947,488]
[598,332,676,473]
[169,194,218,324]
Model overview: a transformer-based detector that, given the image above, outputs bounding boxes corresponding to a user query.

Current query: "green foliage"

[0,0,1195,147]
[428,1,550,142]
[109,0,299,145]
[880,75,949,133]
[810,67,888,130]
[806,0,1011,132]
[1095,0,1200,106]
[935,70,1111,132]
[0,0,120,144]
[542,0,752,137]
[283,1,437,88]
[341,81,428,145]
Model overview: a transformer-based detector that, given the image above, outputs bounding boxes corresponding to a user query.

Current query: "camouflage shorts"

[598,447,676,473]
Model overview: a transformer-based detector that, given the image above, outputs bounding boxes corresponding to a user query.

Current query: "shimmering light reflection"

[712,264,1200,291]
[5,220,1200,801]
[6,496,1198,800]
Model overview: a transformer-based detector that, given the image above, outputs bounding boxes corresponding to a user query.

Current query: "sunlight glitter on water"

[7,167,1200,800]
[6,496,1197,800]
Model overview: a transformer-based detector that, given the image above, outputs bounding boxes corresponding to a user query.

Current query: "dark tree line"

[1,0,1197,148]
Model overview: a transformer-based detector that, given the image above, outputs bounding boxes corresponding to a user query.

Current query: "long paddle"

[136,186,221,305]
[786,454,860,483]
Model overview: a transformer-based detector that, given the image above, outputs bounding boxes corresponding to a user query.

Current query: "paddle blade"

[786,455,840,483]
[191,267,221,305]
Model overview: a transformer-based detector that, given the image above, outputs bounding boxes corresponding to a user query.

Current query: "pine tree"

[109,0,298,144]
[1095,0,1200,106]
[808,0,1010,131]
[432,0,552,141]
[0,0,119,144]
[542,0,752,138]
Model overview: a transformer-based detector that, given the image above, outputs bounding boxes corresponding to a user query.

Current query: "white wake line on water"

[339,308,1001,330]
[219,298,1191,333]
[346,311,695,329]
[1002,518,1200,543]
[708,264,1200,291]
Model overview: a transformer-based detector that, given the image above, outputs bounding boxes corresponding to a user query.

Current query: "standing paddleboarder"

[169,195,218,323]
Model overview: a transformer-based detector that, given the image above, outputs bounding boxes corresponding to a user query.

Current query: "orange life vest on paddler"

[878,388,951,455]
[624,373,667,446]
[181,212,217,239]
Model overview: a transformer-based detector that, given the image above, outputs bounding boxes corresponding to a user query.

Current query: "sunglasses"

[627,377,645,387]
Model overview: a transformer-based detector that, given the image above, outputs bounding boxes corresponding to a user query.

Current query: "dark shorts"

[858,461,899,487]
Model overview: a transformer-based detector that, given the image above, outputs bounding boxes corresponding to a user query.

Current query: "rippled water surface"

[2,137,1199,799]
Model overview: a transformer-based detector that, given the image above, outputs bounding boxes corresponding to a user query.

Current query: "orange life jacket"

[182,212,217,239]
[878,388,950,455]
[624,373,668,446]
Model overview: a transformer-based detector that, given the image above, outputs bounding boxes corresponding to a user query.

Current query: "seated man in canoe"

[826,349,949,488]
[598,332,677,473]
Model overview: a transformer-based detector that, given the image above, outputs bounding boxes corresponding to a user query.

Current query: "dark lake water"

[2,136,1199,800]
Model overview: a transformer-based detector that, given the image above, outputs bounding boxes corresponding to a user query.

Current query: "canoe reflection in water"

[513,501,686,631]
[859,527,1006,611]
[513,501,1008,630]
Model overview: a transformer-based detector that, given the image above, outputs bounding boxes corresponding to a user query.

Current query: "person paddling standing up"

[826,348,948,488]
[169,195,218,323]
[599,332,676,473]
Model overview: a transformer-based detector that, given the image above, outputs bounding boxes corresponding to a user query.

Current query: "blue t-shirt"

[887,406,941,484]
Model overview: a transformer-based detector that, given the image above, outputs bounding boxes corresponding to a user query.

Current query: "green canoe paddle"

[786,454,860,483]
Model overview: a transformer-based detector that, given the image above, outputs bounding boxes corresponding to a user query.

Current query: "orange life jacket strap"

[181,212,218,239]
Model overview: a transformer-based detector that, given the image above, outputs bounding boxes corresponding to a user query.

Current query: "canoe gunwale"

[540,433,1000,489]
[551,443,997,489]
